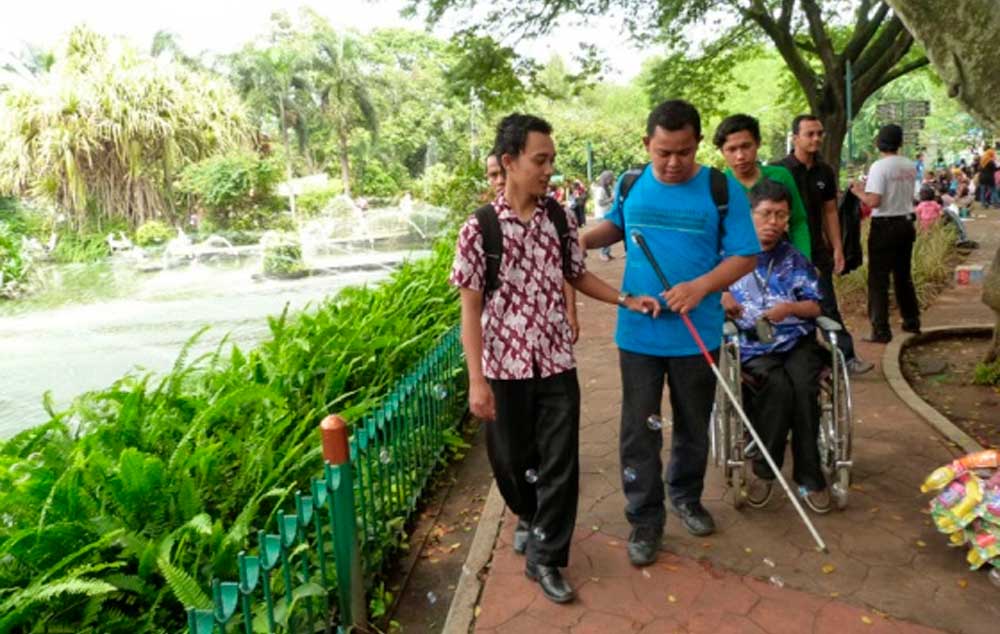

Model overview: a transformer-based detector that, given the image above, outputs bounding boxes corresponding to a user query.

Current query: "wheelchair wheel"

[716,342,747,509]
[819,348,854,510]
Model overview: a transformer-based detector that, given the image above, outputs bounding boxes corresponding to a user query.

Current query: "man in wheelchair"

[721,179,832,513]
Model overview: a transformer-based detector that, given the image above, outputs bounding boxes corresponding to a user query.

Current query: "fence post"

[321,414,366,631]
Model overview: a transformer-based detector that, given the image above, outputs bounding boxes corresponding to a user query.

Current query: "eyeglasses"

[752,209,790,222]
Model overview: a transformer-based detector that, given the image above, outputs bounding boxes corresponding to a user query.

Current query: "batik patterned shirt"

[728,240,822,361]
[449,193,585,380]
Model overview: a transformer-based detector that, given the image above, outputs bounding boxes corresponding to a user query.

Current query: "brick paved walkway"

[469,213,1000,634]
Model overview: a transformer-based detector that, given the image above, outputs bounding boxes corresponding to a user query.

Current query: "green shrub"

[177,151,283,228]
[48,231,110,264]
[0,223,29,297]
[973,359,1000,386]
[261,232,305,277]
[356,158,410,198]
[0,233,463,631]
[297,182,344,217]
[134,220,174,246]
[418,161,485,221]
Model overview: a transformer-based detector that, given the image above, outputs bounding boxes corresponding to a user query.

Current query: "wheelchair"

[709,316,854,510]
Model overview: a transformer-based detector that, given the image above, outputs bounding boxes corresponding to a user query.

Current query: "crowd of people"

[451,100,994,604]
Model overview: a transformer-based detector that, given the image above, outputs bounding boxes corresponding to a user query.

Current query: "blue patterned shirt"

[728,240,822,361]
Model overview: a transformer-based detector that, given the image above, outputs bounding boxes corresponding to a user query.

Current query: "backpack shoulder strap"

[474,204,502,295]
[619,163,648,206]
[617,163,648,251]
[544,197,573,279]
[708,167,730,242]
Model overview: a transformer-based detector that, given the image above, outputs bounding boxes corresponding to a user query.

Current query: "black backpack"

[617,164,731,249]
[475,197,574,298]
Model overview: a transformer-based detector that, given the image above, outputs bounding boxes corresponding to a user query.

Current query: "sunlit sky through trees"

[0,0,658,82]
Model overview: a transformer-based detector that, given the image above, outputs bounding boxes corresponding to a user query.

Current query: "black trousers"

[743,337,826,491]
[486,369,580,567]
[814,251,857,361]
[619,348,717,528]
[867,216,920,337]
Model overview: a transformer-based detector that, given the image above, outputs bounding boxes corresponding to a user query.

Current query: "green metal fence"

[186,325,465,633]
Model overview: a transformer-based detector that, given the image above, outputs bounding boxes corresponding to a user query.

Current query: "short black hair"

[919,185,936,202]
[791,114,821,135]
[493,114,553,161]
[748,178,791,210]
[646,99,701,139]
[876,124,903,153]
[713,114,761,149]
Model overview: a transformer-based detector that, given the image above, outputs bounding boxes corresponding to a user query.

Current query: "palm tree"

[229,41,311,218]
[0,26,248,228]
[309,27,378,197]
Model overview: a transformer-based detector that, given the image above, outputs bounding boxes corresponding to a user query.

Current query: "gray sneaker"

[846,357,874,375]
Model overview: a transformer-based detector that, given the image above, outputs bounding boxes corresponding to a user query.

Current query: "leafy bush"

[0,223,29,297]
[973,359,1000,386]
[355,158,411,198]
[418,160,486,222]
[49,231,111,264]
[261,232,305,277]
[0,233,462,632]
[177,151,284,228]
[134,220,174,247]
[297,182,345,217]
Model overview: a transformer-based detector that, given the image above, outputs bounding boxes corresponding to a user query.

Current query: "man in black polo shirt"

[775,115,873,375]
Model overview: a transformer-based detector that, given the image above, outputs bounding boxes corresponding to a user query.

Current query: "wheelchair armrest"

[722,321,739,338]
[816,316,842,333]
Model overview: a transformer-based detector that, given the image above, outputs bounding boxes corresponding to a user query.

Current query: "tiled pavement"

[469,214,1000,634]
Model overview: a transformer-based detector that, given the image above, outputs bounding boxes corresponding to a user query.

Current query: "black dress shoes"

[525,561,574,603]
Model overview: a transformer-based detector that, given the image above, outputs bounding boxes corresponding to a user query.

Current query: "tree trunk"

[819,109,848,178]
[887,0,1000,130]
[277,95,297,221]
[982,246,1000,363]
[338,124,352,198]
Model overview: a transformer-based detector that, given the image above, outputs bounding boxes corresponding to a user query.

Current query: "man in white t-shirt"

[850,124,920,343]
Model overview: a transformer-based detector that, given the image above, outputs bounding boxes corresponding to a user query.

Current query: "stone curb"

[442,480,504,634]
[882,324,991,455]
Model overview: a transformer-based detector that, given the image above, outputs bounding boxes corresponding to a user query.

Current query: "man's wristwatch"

[616,291,631,307]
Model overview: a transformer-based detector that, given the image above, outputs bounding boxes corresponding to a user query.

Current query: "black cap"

[876,124,904,152]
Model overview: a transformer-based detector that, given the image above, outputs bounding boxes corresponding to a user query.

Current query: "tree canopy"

[410,0,932,168]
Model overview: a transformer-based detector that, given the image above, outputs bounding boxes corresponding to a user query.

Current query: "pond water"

[0,244,431,439]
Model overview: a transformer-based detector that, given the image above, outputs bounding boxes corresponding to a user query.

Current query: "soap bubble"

[432,384,448,400]
[623,467,638,483]
[768,575,785,588]
[532,526,547,542]
[646,415,663,431]
[426,591,438,604]
[379,449,391,464]
[762,558,775,568]
[525,469,539,484]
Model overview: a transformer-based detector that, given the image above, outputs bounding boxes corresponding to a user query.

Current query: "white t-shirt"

[866,155,918,217]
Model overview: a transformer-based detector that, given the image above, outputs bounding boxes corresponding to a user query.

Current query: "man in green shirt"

[713,114,811,260]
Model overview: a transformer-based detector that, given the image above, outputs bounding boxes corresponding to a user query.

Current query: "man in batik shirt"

[722,179,831,514]
[451,113,658,603]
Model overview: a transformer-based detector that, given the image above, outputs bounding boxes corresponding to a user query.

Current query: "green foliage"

[0,230,463,631]
[49,231,110,264]
[296,182,345,217]
[134,220,174,247]
[418,161,486,221]
[177,151,283,228]
[261,233,306,277]
[0,223,29,297]
[0,25,250,227]
[973,359,1000,387]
